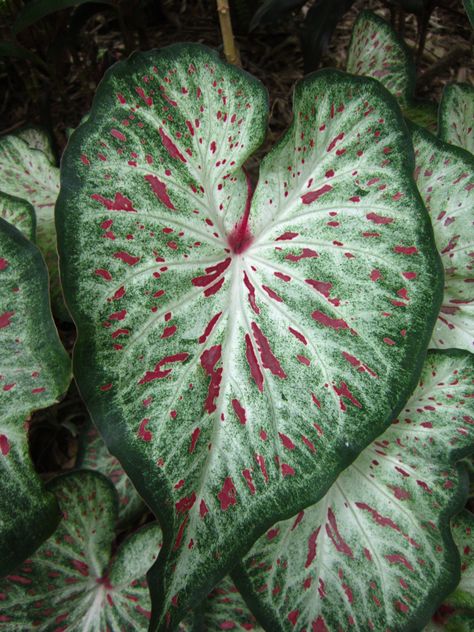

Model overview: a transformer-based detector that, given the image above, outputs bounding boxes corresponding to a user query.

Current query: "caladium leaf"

[0,218,70,576]
[346,11,437,132]
[411,125,474,352]
[464,0,474,27]
[17,126,56,165]
[233,350,474,632]
[56,44,443,630]
[194,575,264,631]
[445,510,474,611]
[0,191,36,240]
[439,83,474,156]
[0,470,161,630]
[0,133,68,319]
[78,421,147,526]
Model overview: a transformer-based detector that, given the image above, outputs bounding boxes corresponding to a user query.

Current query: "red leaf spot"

[159,127,187,162]
[218,477,237,510]
[176,492,196,514]
[0,311,14,329]
[189,428,201,454]
[242,469,255,494]
[232,399,246,424]
[110,129,126,141]
[251,322,286,379]
[394,245,418,255]
[383,337,396,345]
[245,334,264,392]
[255,454,268,483]
[0,435,10,456]
[201,345,222,413]
[281,463,295,476]
[144,174,175,210]
[366,212,393,224]
[278,432,295,450]
[161,325,177,339]
[138,418,153,442]
[301,184,333,204]
[288,610,299,626]
[199,499,208,518]
[114,251,140,266]
[312,310,348,331]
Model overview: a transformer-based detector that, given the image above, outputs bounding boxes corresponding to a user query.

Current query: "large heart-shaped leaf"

[0,470,161,630]
[0,191,36,240]
[411,125,474,352]
[439,83,474,156]
[56,45,443,630]
[0,218,70,576]
[17,126,56,165]
[233,350,474,631]
[0,134,67,319]
[78,421,147,526]
[346,11,437,133]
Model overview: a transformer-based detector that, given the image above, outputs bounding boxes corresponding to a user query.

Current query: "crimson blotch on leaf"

[56,44,443,630]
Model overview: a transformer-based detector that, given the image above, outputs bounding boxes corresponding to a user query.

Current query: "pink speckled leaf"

[0,191,36,240]
[234,350,474,632]
[56,45,442,630]
[0,133,68,319]
[439,83,474,156]
[412,125,474,352]
[0,219,70,576]
[194,576,264,631]
[0,470,161,631]
[347,11,437,132]
[78,422,147,526]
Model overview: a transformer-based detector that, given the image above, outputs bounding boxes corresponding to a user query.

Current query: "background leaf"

[234,350,474,631]
[13,0,115,34]
[0,470,161,630]
[17,126,56,165]
[439,83,474,156]
[0,218,70,576]
[411,125,474,353]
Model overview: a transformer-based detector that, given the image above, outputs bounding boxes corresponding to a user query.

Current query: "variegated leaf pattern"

[346,11,437,132]
[233,350,474,632]
[412,126,474,352]
[78,422,147,526]
[0,191,36,240]
[56,45,442,631]
[0,134,67,319]
[17,125,56,165]
[446,510,474,611]
[347,11,414,104]
[0,470,161,631]
[0,218,70,576]
[439,83,474,156]
[194,576,264,631]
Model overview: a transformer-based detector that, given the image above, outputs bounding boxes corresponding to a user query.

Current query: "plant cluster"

[0,9,473,632]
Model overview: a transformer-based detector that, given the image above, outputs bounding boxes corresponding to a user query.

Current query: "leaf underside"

[0,134,67,318]
[346,11,437,132]
[233,350,474,632]
[0,191,36,241]
[0,470,161,631]
[411,125,474,353]
[439,83,474,156]
[78,421,147,526]
[0,218,70,576]
[56,44,442,631]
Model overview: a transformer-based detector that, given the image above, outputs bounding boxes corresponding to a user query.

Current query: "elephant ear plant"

[55,41,451,630]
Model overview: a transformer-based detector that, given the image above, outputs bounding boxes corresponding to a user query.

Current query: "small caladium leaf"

[0,470,161,630]
[17,125,56,165]
[0,218,70,576]
[445,510,474,610]
[347,11,437,132]
[411,125,474,352]
[0,133,68,319]
[233,350,474,632]
[439,83,474,156]
[56,44,442,630]
[0,191,36,240]
[193,576,264,631]
[78,421,147,526]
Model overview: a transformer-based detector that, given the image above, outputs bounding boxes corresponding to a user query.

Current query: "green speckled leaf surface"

[234,350,474,632]
[0,470,161,631]
[412,125,474,352]
[57,45,442,630]
[0,218,70,576]
[0,191,36,240]
[439,83,474,156]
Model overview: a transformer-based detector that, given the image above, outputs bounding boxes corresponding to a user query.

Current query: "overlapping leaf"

[233,350,474,631]
[78,422,147,526]
[57,44,442,630]
[346,11,437,132]
[0,470,161,630]
[0,218,70,576]
[17,125,56,164]
[439,83,474,156]
[0,133,67,318]
[0,191,36,240]
[411,125,474,352]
